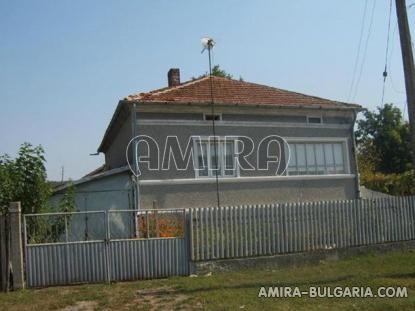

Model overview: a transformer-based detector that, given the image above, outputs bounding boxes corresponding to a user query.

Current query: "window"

[193,138,237,178]
[307,116,322,124]
[204,114,222,121]
[287,142,346,175]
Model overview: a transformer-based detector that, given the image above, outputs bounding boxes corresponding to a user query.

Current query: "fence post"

[9,202,24,289]
[0,212,7,291]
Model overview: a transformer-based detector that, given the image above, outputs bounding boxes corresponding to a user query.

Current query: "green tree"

[0,143,78,243]
[0,143,51,214]
[211,65,233,79]
[356,103,412,174]
[192,65,243,80]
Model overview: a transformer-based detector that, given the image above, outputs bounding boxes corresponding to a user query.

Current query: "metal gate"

[24,209,190,288]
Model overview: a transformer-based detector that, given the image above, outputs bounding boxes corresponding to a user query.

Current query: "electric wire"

[381,0,393,105]
[348,0,368,101]
[352,0,377,101]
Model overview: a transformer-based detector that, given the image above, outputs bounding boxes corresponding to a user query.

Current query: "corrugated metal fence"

[190,196,415,261]
[23,196,415,287]
[24,209,190,288]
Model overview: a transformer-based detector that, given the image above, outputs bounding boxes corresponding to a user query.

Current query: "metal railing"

[24,208,187,245]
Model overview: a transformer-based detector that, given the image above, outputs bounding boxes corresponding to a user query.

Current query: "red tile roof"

[124,76,360,109]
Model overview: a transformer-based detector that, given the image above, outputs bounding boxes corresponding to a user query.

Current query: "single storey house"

[52,68,361,216]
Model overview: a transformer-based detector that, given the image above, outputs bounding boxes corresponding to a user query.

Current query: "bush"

[360,169,415,196]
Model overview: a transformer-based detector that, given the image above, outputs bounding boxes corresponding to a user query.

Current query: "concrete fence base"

[194,240,415,274]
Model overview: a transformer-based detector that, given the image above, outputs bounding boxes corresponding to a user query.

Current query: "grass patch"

[1,250,415,310]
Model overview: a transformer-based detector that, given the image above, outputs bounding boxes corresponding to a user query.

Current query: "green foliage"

[0,143,51,214]
[356,103,412,174]
[192,65,241,80]
[356,104,414,195]
[360,168,415,196]
[211,65,233,79]
[0,143,77,243]
[59,181,76,212]
[28,182,78,244]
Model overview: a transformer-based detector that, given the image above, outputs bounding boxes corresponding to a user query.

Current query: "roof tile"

[124,76,360,109]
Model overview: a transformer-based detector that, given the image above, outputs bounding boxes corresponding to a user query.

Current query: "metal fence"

[190,196,415,261]
[24,209,190,288]
[22,196,415,287]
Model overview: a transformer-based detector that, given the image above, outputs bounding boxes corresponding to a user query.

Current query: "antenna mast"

[202,37,221,208]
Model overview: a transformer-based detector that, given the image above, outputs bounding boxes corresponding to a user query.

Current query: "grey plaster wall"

[106,114,133,169]
[98,109,358,210]
[135,123,355,180]
[139,177,357,209]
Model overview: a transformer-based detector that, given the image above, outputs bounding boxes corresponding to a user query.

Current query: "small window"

[307,116,322,124]
[204,114,221,121]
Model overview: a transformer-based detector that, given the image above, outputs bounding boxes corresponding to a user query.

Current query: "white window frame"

[203,113,222,121]
[306,115,323,124]
[192,136,239,178]
[284,137,350,176]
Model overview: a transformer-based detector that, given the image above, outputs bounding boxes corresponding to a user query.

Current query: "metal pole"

[64,215,70,283]
[207,44,221,208]
[105,211,111,284]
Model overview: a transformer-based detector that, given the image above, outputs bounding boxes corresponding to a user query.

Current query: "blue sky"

[0,0,412,180]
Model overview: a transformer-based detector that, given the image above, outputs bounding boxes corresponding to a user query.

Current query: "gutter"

[351,110,361,199]
[131,102,140,211]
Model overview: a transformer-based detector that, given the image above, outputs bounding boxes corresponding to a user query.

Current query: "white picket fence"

[190,196,415,261]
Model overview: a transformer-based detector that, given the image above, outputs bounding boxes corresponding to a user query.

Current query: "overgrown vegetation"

[0,143,51,214]
[0,143,76,242]
[356,104,414,195]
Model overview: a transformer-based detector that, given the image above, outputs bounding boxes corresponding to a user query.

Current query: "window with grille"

[193,138,237,178]
[287,142,347,175]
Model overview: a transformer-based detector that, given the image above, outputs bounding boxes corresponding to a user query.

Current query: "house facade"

[53,68,361,212]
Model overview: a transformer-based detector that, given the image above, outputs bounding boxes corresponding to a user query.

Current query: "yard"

[1,250,415,310]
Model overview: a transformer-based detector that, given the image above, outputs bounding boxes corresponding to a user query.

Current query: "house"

[52,68,361,216]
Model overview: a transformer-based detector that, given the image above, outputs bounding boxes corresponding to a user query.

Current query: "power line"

[352,0,377,101]
[381,0,393,106]
[347,0,368,101]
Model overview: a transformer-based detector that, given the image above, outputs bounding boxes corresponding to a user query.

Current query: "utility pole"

[396,0,415,169]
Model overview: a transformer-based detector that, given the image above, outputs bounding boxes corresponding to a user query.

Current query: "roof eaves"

[97,100,130,153]
[53,166,130,193]
[136,99,362,110]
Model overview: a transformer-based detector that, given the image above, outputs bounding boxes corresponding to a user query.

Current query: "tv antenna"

[201,37,220,208]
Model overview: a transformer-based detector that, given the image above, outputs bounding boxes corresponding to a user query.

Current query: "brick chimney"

[167,68,180,87]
